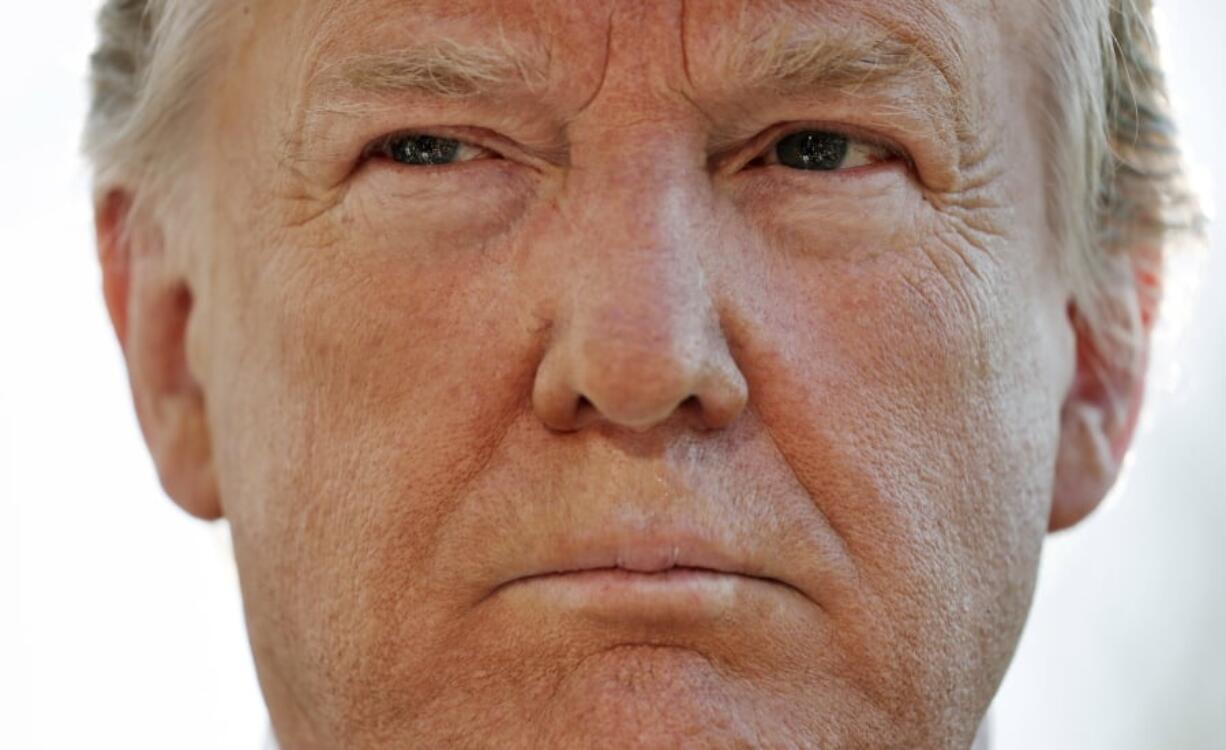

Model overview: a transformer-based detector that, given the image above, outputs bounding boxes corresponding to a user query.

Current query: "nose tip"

[584,393,697,433]
[532,325,748,434]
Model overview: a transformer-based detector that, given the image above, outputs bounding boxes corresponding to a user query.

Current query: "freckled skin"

[182,0,1074,748]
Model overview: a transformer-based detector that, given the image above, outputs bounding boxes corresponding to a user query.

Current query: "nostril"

[573,395,597,428]
[678,394,719,431]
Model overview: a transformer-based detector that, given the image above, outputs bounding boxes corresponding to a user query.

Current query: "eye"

[763,130,896,172]
[369,133,493,167]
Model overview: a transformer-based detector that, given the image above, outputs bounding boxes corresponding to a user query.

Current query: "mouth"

[485,531,808,622]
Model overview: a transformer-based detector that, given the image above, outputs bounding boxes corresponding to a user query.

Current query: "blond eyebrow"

[311,39,544,104]
[747,34,921,91]
[727,24,966,124]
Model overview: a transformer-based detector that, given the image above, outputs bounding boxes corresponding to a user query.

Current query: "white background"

[1,2,1222,748]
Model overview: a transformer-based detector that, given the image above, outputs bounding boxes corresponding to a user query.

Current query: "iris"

[387,134,462,166]
[774,131,851,171]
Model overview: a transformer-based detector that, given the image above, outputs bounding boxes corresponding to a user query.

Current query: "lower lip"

[497,568,748,622]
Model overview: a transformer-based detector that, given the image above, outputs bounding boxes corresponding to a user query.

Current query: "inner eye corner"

[744,153,769,169]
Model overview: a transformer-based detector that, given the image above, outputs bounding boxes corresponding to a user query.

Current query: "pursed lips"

[485,529,812,606]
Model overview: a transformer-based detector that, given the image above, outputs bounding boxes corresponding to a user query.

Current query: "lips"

[487,524,805,600]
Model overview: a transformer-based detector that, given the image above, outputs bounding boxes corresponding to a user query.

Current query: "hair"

[1038,0,1203,375]
[83,0,231,224]
[83,0,1202,368]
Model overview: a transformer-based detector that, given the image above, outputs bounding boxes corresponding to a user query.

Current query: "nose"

[532,165,749,434]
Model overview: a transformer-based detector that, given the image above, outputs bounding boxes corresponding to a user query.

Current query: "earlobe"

[1050,398,1123,532]
[96,190,222,521]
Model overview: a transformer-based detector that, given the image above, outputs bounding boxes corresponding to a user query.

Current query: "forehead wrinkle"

[713,0,976,134]
[859,9,973,126]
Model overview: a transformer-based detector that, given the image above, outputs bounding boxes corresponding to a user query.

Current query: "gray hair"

[83,0,1202,370]
[1040,0,1203,375]
[84,0,229,221]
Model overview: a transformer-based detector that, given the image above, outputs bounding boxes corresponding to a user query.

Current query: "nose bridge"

[575,156,707,342]
[574,171,708,407]
[532,142,748,433]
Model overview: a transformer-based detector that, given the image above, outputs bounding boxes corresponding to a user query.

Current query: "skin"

[96,0,1155,747]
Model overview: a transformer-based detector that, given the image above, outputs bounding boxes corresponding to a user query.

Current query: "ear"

[96,190,222,520]
[1050,252,1162,532]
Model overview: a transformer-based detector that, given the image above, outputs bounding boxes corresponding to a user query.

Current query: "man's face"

[187,0,1073,746]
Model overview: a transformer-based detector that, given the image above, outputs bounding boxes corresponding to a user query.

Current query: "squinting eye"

[765,130,894,171]
[373,133,491,167]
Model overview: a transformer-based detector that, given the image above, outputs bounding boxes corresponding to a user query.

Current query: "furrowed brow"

[309,39,544,106]
[729,25,966,125]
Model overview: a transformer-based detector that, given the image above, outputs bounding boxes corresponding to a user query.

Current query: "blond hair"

[83,0,1201,367]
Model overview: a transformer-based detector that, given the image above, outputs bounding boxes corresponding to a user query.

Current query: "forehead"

[264,0,1012,96]
[287,0,999,38]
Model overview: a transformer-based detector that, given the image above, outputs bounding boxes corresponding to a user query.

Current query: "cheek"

[203,198,542,695]
[210,156,542,514]
[733,199,1061,698]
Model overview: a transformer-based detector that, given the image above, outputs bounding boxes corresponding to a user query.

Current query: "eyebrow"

[745,35,920,92]
[304,18,968,137]
[727,23,964,118]
[309,38,546,106]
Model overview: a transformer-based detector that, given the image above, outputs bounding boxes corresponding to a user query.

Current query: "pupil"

[391,135,461,166]
[775,131,849,171]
